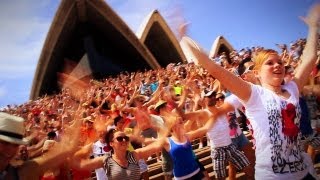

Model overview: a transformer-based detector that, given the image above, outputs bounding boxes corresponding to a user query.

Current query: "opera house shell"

[30,0,233,99]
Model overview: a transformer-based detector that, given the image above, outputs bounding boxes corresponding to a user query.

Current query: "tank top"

[103,151,140,180]
[168,137,199,178]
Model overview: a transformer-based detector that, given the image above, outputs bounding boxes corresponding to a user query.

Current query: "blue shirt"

[168,137,199,178]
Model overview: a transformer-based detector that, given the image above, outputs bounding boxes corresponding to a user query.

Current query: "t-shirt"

[226,112,242,138]
[225,94,243,110]
[150,82,159,93]
[93,140,108,157]
[225,95,247,138]
[243,81,309,179]
[92,140,108,180]
[226,94,256,146]
[174,86,183,96]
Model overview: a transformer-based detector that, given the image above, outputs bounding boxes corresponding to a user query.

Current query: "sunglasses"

[114,136,129,142]
[244,65,254,73]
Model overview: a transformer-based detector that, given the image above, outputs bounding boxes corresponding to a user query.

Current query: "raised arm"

[176,86,188,110]
[185,110,216,141]
[294,4,320,91]
[180,37,252,102]
[126,85,140,106]
[183,109,208,121]
[69,144,105,172]
[19,118,82,179]
[143,84,163,107]
[133,137,168,160]
[76,156,105,171]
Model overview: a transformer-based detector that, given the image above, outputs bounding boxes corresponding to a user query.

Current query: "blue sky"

[0,0,317,107]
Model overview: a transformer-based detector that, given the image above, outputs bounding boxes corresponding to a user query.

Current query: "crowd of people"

[1,3,320,180]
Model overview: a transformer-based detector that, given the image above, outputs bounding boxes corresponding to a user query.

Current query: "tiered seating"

[89,130,320,179]
[146,132,320,179]
[147,134,250,180]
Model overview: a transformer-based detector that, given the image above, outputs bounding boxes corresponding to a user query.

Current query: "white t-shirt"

[207,114,232,148]
[93,140,108,180]
[93,140,108,157]
[42,140,56,151]
[226,94,256,146]
[115,95,124,105]
[225,95,244,138]
[150,114,165,129]
[225,94,243,110]
[243,81,309,179]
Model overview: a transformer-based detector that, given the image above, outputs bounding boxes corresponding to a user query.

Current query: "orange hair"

[253,49,279,71]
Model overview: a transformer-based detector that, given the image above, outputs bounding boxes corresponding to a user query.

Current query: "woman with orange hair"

[181,3,320,180]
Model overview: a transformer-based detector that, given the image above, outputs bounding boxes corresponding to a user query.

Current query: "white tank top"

[207,115,232,148]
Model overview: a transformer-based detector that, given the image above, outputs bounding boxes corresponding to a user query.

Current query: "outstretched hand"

[178,21,190,39]
[300,3,320,27]
[58,117,82,153]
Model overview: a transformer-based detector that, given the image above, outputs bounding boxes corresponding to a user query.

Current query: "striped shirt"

[103,151,141,180]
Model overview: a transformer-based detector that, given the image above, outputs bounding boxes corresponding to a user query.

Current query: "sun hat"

[243,64,254,75]
[0,112,29,145]
[154,100,168,112]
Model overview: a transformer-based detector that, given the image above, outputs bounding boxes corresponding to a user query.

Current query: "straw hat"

[154,100,168,112]
[0,112,29,145]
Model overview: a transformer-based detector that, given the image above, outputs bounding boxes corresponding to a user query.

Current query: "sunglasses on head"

[115,136,129,142]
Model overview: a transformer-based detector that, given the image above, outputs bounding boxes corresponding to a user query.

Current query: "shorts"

[303,131,320,148]
[161,149,173,175]
[141,128,158,138]
[211,144,249,178]
[310,136,320,148]
[231,132,249,149]
[138,159,148,173]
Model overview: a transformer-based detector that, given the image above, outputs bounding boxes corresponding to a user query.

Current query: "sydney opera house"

[30,0,234,99]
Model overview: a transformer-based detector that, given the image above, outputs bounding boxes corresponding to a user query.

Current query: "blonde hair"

[252,49,279,71]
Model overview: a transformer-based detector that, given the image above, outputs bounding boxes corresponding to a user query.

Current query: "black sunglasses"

[115,136,129,142]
